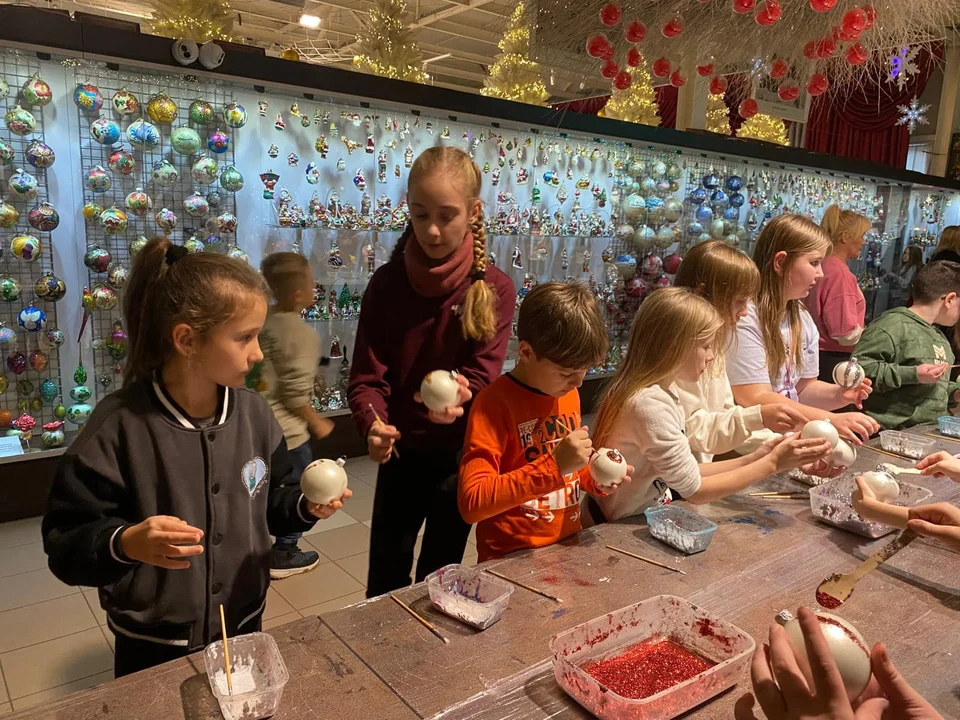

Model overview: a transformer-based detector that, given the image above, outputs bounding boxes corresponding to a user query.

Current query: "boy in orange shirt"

[459,282,630,562]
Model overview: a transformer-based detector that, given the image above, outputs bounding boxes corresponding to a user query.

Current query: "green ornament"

[74,364,87,385]
[17,379,34,395]
[54,402,66,420]
[31,397,42,411]
[16,397,28,412]
[70,385,92,402]
[337,283,352,312]
[189,99,214,125]
[0,275,21,302]
[532,186,541,204]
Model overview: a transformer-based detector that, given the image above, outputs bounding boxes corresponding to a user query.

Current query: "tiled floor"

[0,455,477,714]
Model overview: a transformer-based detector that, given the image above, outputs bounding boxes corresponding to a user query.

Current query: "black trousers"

[818,350,852,383]
[366,445,471,598]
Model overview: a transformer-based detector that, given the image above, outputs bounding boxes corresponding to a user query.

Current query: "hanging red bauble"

[770,58,789,79]
[845,42,867,65]
[732,0,755,14]
[777,80,800,101]
[625,20,647,43]
[613,70,632,90]
[586,33,610,59]
[807,73,829,96]
[809,0,836,11]
[709,74,728,94]
[600,42,615,60]
[652,57,672,77]
[803,41,818,59]
[627,47,643,67]
[601,59,619,79]
[738,98,759,119]
[696,62,715,77]
[862,4,876,28]
[841,7,868,35]
[670,68,687,87]
[662,15,684,38]
[837,24,861,41]
[815,37,836,58]
[755,0,781,26]
[599,2,622,27]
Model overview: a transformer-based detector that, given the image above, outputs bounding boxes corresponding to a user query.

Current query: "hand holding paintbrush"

[367,404,400,463]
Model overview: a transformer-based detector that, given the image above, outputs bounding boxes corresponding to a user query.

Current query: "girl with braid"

[348,147,515,597]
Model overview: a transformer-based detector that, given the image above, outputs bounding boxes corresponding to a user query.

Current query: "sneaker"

[269,547,321,580]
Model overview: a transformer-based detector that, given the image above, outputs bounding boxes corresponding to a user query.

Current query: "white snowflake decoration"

[896,96,930,134]
[889,47,920,91]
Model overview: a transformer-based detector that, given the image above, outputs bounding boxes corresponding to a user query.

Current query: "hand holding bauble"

[801,419,840,448]
[832,357,865,388]
[300,458,349,506]
[590,448,628,489]
[831,438,857,468]
[419,370,461,412]
[858,470,900,503]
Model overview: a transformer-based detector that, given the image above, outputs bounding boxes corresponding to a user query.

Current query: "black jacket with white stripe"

[42,375,316,651]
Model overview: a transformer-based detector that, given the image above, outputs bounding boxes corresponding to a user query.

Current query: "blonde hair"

[935,226,960,255]
[593,288,722,448]
[821,205,870,249]
[752,214,832,382]
[517,282,608,368]
[390,146,496,341]
[261,252,310,302]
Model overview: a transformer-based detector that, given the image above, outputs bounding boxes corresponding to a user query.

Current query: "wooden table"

[10,426,960,720]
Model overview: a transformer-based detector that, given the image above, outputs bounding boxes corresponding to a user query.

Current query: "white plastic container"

[809,475,933,538]
[203,632,289,720]
[644,505,718,554]
[425,564,514,630]
[879,430,936,460]
[550,595,755,720]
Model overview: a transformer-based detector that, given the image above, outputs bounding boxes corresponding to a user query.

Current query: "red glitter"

[541,575,562,585]
[695,617,733,647]
[816,590,844,609]
[583,639,714,700]
[818,616,868,652]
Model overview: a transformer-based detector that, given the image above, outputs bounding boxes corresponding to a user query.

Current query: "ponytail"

[123,236,175,387]
[389,223,413,264]
[461,209,498,341]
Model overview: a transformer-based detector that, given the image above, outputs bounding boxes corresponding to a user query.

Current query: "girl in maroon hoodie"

[348,147,515,597]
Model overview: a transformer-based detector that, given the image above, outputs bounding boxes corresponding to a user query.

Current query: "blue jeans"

[273,441,313,551]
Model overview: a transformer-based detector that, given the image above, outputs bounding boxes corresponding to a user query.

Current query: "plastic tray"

[426,564,514,630]
[644,505,717,554]
[879,430,936,460]
[203,632,288,720]
[550,595,755,720]
[937,416,960,438]
[809,475,933,538]
[788,467,831,486]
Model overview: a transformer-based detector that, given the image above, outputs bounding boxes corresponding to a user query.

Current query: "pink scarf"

[403,230,475,298]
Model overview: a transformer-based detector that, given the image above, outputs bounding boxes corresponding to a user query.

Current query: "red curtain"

[805,45,941,168]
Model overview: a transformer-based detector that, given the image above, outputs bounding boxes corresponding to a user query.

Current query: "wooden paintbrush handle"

[847,529,918,584]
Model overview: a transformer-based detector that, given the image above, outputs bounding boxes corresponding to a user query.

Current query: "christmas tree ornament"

[0,138,13,167]
[778,81,800,102]
[206,188,224,208]
[775,611,869,701]
[832,357,865,388]
[7,351,25,374]
[613,71,632,90]
[259,171,279,199]
[105,321,128,361]
[0,275,20,301]
[73,82,103,113]
[89,116,121,145]
[81,202,102,222]
[25,140,55,170]
[729,192,746,207]
[816,37,836,58]
[810,0,837,10]
[0,202,15,229]
[84,246,111,273]
[807,73,830,96]
[274,113,285,131]
[663,197,683,222]
[66,399,93,426]
[696,62,715,77]
[287,153,299,166]
[189,99,215,125]
[769,58,789,80]
[183,191,210,217]
[267,144,279,159]
[626,48,642,68]
[27,202,59,232]
[41,420,64,448]
[227,245,249,263]
[98,206,129,234]
[52,402,66,420]
[151,158,178,187]
[732,0,755,12]
[754,0,781,25]
[127,118,161,149]
[29,348,48,372]
[223,101,247,128]
[147,92,178,124]
[315,136,330,158]
[191,155,219,184]
[590,448,628,489]
[845,43,868,65]
[625,20,646,42]
[652,57,671,78]
[21,73,51,108]
[124,188,152,217]
[662,14,684,38]
[896,96,930,133]
[155,207,178,232]
[336,158,346,172]
[420,370,461,412]
[0,323,17,350]
[9,168,38,200]
[669,68,687,87]
[480,3,549,104]
[220,165,244,191]
[91,285,118,310]
[207,128,229,153]
[111,88,139,116]
[184,236,206,253]
[0,408,9,426]
[217,212,238,233]
[40,379,58,402]
[11,234,41,262]
[599,2,622,26]
[106,149,136,176]
[46,327,64,348]
[17,304,45,332]
[301,114,311,128]
[108,263,128,290]
[5,104,35,136]
[739,98,759,119]
[601,59,619,79]
[171,125,201,155]
[129,235,148,256]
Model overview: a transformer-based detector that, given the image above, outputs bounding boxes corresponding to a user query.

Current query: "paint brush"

[606,545,687,574]
[219,604,233,695]
[368,404,400,459]
[390,594,449,644]
[749,491,809,499]
[484,569,563,603]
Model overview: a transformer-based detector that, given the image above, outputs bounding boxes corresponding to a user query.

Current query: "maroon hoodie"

[347,247,515,452]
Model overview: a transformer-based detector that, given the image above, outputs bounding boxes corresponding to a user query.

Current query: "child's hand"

[839,376,872,409]
[308,415,335,440]
[915,450,960,481]
[917,363,948,384]
[554,426,593,476]
[828,412,878,445]
[760,404,808,434]
[592,464,635,497]
[367,420,400,464]
[308,488,353,520]
[120,516,204,570]
[414,374,473,424]
[769,437,832,473]
[907,502,960,550]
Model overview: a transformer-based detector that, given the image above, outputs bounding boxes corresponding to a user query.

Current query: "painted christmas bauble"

[217,212,238,233]
[189,99,215,125]
[7,351,26,374]
[709,219,726,239]
[702,172,721,189]
[301,459,350,505]
[83,165,111,193]
[640,177,658,196]
[183,191,209,217]
[645,196,664,212]
[9,169,38,200]
[0,324,17,346]
[54,403,66,420]
[776,611,870,701]
[129,235,148,256]
[0,202,19,228]
[25,140,55,169]
[623,194,646,222]
[0,275,20,301]
[651,161,667,178]
[106,149,136,176]
[206,188,224,208]
[34,273,65,302]
[70,385,92,402]
[666,162,682,181]
[125,189,152,217]
[5,104,36,136]
[0,138,14,166]
[207,129,229,154]
[11,234,41,262]
[127,118,161,149]
[632,225,656,250]
[686,222,704,237]
[420,370,461,412]
[82,202,103,222]
[106,323,128,360]
[710,190,729,208]
[590,448,629,488]
[223,102,247,128]
[641,253,663,278]
[725,175,743,191]
[655,226,678,249]
[0,78,8,99]
[21,73,51,107]
[99,207,128,234]
[723,207,740,221]
[192,156,219,184]
[17,304,45,332]
[147,92,178,124]
[28,202,59,232]
[220,165,244,191]
[184,237,205,253]
[84,246,112,273]
[45,327,64,347]
[111,88,140,116]
[29,349,48,372]
[151,159,179,187]
[42,422,65,447]
[66,403,93,425]
[171,126,201,155]
[663,197,683,223]
[92,285,118,310]
[624,274,648,299]
[155,207,177,232]
[616,224,635,242]
[107,263,128,290]
[73,82,103,113]
[729,192,746,208]
[90,116,121,145]
[695,205,714,223]
[227,246,249,263]
[688,187,707,205]
[832,357,865,388]
[40,379,59,401]
[614,254,638,278]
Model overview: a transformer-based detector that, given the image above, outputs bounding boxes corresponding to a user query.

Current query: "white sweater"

[675,368,765,462]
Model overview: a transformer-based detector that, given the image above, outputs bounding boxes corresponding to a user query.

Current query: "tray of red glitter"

[549,595,755,720]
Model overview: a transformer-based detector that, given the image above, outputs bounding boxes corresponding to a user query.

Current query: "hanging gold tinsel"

[705,92,731,135]
[151,0,234,43]
[480,3,549,106]
[737,113,790,146]
[353,0,426,83]
[598,63,659,126]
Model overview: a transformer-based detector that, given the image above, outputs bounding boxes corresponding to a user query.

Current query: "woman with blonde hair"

[803,205,870,379]
[727,214,880,444]
[673,241,807,462]
[592,287,831,522]
[931,226,960,264]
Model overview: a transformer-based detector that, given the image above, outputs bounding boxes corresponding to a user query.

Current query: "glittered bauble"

[155,207,177,232]
[73,83,103,113]
[151,159,179,187]
[0,275,20,301]
[83,165,111,193]
[25,140,55,169]
[807,73,830,96]
[723,207,740,221]
[0,138,13,166]
[227,246,249,263]
[739,98,759,119]
[220,165,244,191]
[90,116,121,145]
[91,285,118,311]
[147,92,178,124]
[107,263,128,290]
[124,189,152,217]
[702,172,721,190]
[8,169,38,200]
[0,324,17,347]
[206,188,224,208]
[98,206,128,234]
[127,118,161,149]
[29,349,47,372]
[207,129,229,154]
[7,351,26,374]
[0,202,18,229]
[28,202,59,232]
[74,364,88,385]
[17,304,45,332]
[40,379,58,402]
[724,175,743,192]
[129,235,148,256]
[82,202,102,222]
[192,156,219,184]
[111,88,140,116]
[21,73,52,108]
[171,126,201,155]
[640,177,658,195]
[778,81,800,102]
[84,246,111,273]
[33,273,65,303]
[5,105,36,136]
[711,190,729,208]
[106,321,128,361]
[217,212,238,233]
[183,192,210,217]
[223,102,247,128]
[189,99,215,125]
[11,234,41,262]
[599,2,622,26]
[729,192,746,208]
[45,327,64,347]
[184,237,205,254]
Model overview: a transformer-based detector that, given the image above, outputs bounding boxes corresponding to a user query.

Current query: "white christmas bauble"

[616,224,635,242]
[709,219,726,239]
[776,610,871,702]
[832,357,865,389]
[300,458,349,505]
[801,419,840,449]
[420,370,460,412]
[858,471,900,503]
[831,439,857,468]
[632,225,655,250]
[624,194,646,223]
[590,448,628,488]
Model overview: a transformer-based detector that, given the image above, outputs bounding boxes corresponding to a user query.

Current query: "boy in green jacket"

[853,261,960,429]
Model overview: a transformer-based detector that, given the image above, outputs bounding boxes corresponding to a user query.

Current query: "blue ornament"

[723,207,740,221]
[710,190,729,209]
[688,188,707,205]
[702,173,721,190]
[725,175,743,192]
[729,192,746,208]
[695,205,714,223]
[645,196,664,211]
[686,222,704,237]
[17,303,45,332]
[40,379,58,401]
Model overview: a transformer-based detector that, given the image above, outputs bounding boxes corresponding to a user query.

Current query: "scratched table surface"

[9,425,960,720]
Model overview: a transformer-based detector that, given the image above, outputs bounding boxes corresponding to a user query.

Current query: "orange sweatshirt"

[459,374,597,562]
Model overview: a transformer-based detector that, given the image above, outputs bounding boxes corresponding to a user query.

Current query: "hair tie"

[470,269,486,283]
[165,245,188,266]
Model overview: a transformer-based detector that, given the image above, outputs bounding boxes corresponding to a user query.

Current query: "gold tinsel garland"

[705,92,731,135]
[737,113,790,146]
[353,0,425,83]
[151,0,234,43]
[480,3,549,105]
[598,63,659,126]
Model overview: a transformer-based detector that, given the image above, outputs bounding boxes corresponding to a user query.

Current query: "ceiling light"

[299,13,321,29]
